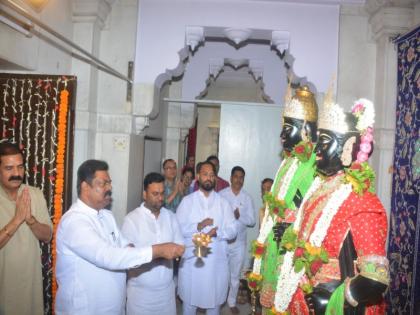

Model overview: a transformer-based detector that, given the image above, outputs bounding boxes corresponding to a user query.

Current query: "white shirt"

[219,187,256,244]
[176,190,238,308]
[121,203,183,315]
[55,199,153,315]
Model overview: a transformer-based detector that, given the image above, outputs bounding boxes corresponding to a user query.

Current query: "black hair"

[182,167,194,176]
[231,166,245,176]
[197,161,216,173]
[162,158,176,169]
[195,162,202,173]
[77,160,108,197]
[0,142,23,164]
[206,155,219,163]
[144,172,165,191]
[261,178,274,185]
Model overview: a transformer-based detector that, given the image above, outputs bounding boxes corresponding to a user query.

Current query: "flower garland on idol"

[52,88,69,304]
[270,99,376,313]
[351,98,375,164]
[247,141,313,291]
[272,178,352,313]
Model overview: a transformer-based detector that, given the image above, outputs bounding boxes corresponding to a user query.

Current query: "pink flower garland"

[351,99,375,163]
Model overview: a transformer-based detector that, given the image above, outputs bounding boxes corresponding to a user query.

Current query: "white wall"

[336,6,376,110]
[135,0,340,93]
[196,106,220,163]
[0,0,73,73]
[98,0,138,115]
[182,41,288,104]
[218,102,283,269]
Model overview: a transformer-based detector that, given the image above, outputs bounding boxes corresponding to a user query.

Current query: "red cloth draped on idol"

[272,97,389,315]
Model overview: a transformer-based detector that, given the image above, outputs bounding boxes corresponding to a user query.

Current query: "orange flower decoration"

[52,89,69,310]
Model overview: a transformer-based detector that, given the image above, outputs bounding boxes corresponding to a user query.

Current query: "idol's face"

[281,117,304,152]
[315,129,344,176]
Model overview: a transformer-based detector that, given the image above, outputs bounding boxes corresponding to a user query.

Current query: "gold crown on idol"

[318,102,350,134]
[318,79,351,134]
[283,85,318,123]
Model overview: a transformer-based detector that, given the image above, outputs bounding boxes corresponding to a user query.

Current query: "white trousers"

[227,241,246,307]
[126,281,176,315]
[182,303,220,315]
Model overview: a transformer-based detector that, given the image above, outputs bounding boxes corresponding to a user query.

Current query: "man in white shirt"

[219,166,256,314]
[122,172,184,315]
[176,161,238,315]
[55,160,184,315]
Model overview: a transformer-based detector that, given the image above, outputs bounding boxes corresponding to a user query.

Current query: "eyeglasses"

[164,166,176,170]
[93,179,112,188]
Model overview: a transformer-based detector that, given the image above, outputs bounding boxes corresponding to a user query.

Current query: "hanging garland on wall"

[51,87,70,308]
[0,73,76,315]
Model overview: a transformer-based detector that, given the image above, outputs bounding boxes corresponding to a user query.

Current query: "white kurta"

[219,187,256,245]
[219,187,256,306]
[55,199,153,315]
[176,190,238,309]
[121,203,184,315]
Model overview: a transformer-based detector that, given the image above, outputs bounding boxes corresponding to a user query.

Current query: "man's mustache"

[9,176,23,181]
[104,191,112,197]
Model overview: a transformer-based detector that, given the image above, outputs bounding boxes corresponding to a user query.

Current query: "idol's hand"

[272,222,290,244]
[305,287,330,315]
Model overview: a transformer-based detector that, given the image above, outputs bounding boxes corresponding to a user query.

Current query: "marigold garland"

[291,141,313,162]
[263,192,287,220]
[279,226,329,292]
[247,272,263,291]
[51,89,69,310]
[343,162,375,195]
[268,307,289,315]
[251,240,266,258]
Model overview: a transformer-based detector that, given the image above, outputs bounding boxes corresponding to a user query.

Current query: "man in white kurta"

[55,160,184,315]
[176,161,238,315]
[122,172,184,315]
[219,166,256,313]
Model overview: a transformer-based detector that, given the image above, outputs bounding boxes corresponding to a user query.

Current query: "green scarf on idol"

[260,142,317,310]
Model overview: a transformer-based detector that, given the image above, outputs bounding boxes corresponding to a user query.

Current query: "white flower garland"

[253,215,274,273]
[274,181,353,312]
[352,98,375,131]
[309,183,352,247]
[252,157,299,276]
[274,251,306,311]
[277,158,299,200]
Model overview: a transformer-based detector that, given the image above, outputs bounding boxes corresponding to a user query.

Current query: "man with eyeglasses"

[55,160,185,315]
[162,159,184,212]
